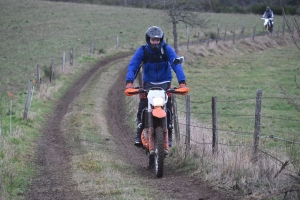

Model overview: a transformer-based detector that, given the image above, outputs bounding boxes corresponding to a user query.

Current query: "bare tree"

[164,0,208,53]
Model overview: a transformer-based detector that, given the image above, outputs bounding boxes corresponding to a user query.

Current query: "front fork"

[147,111,169,152]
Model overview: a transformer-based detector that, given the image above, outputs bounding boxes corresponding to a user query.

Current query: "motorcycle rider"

[125,26,187,148]
[262,6,274,29]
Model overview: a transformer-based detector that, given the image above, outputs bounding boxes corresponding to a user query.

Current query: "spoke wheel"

[154,127,165,178]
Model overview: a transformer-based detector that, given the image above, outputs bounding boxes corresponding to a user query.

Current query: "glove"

[176,81,189,95]
[125,82,136,96]
[179,83,187,88]
[126,82,133,89]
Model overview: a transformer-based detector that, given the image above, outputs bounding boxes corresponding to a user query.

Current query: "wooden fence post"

[69,47,73,66]
[50,59,54,83]
[9,94,12,134]
[252,25,256,41]
[197,32,200,43]
[241,20,245,39]
[36,64,40,90]
[185,95,191,154]
[216,24,220,44]
[89,39,94,54]
[23,80,33,120]
[223,27,227,41]
[186,24,189,38]
[116,35,119,49]
[206,36,210,47]
[172,94,180,144]
[252,89,262,162]
[212,96,218,154]
[233,26,236,44]
[62,51,65,71]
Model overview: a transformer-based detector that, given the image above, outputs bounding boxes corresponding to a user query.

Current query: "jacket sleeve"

[126,46,144,83]
[165,45,186,84]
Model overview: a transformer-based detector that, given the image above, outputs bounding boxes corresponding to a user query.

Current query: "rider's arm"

[126,47,144,83]
[165,45,186,84]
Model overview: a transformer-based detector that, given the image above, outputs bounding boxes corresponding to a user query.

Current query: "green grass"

[0,0,300,198]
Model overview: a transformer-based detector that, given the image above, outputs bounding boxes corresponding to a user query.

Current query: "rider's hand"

[125,82,137,96]
[176,81,189,95]
[126,82,134,89]
[179,81,187,88]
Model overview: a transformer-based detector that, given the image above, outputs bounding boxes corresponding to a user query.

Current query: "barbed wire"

[189,99,211,104]
[177,122,253,135]
[176,109,299,122]
[260,135,300,145]
[258,148,285,164]
[218,98,256,102]
[261,115,300,122]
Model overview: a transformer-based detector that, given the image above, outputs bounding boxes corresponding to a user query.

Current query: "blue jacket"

[126,41,186,84]
[262,10,274,19]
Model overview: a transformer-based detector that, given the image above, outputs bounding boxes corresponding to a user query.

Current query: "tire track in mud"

[25,52,133,200]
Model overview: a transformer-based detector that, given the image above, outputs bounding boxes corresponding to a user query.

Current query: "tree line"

[48,0,300,15]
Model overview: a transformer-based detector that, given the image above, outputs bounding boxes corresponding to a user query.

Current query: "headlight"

[152,97,164,106]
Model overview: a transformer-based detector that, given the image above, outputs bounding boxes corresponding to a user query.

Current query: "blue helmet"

[145,26,164,50]
[266,7,270,12]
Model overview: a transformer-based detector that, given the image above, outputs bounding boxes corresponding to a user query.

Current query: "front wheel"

[269,25,273,33]
[154,127,165,178]
[147,151,154,169]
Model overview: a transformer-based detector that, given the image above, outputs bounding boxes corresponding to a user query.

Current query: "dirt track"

[25,52,237,200]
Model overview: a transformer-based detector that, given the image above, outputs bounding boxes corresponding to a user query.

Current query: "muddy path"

[26,52,237,200]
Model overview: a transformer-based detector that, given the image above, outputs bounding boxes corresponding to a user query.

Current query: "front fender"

[152,107,166,118]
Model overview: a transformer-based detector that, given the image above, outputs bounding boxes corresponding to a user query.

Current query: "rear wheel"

[154,127,165,178]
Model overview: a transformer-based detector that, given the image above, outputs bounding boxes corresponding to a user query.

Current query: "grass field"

[0,0,300,199]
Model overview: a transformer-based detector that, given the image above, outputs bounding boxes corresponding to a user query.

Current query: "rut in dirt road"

[25,52,132,200]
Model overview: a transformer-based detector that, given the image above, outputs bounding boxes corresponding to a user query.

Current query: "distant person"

[262,6,274,28]
[125,26,187,147]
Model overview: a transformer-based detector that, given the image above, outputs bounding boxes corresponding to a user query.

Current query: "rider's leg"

[135,98,147,146]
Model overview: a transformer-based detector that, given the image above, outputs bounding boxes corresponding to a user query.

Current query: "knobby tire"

[155,127,165,178]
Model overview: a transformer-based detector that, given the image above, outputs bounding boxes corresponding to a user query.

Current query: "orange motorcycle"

[125,86,189,177]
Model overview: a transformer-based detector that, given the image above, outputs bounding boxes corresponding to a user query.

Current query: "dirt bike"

[261,17,273,33]
[125,86,189,178]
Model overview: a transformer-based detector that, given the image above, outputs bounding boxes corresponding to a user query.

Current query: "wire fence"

[172,90,300,168]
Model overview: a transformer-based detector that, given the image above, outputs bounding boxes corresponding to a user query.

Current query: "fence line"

[172,87,300,168]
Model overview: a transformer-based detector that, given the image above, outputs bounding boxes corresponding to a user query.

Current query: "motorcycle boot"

[134,122,143,147]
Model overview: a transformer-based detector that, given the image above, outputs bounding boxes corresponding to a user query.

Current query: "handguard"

[125,88,139,96]
[173,87,189,95]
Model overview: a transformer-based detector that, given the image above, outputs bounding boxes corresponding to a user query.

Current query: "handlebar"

[125,86,189,96]
[261,17,273,20]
